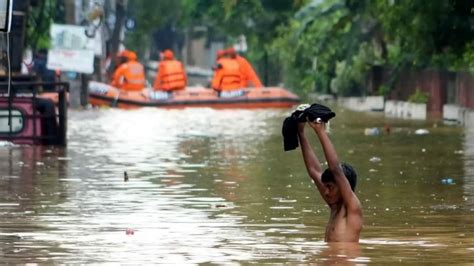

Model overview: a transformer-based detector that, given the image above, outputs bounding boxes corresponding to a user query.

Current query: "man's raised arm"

[297,123,325,196]
[310,122,361,212]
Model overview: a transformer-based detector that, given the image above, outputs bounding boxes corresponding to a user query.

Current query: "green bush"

[377,84,391,97]
[408,88,429,103]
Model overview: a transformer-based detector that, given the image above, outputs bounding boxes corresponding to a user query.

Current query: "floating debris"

[364,128,380,136]
[414,129,429,135]
[124,171,129,182]
[441,178,455,185]
[430,204,458,210]
[369,157,382,163]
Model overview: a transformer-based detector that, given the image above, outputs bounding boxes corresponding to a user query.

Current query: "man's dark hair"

[321,162,357,191]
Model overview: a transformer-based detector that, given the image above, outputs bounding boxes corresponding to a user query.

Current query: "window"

[0,109,24,133]
[0,0,12,33]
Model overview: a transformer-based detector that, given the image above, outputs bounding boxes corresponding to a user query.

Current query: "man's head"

[225,47,237,58]
[117,50,137,64]
[162,49,174,60]
[321,163,357,204]
[216,49,226,59]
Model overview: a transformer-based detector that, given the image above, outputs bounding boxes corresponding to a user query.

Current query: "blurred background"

[0,0,472,109]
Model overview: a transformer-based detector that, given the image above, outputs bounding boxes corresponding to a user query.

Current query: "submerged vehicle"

[0,80,68,146]
[88,81,300,109]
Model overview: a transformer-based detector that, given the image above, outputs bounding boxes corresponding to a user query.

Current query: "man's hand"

[297,121,306,134]
[308,118,326,133]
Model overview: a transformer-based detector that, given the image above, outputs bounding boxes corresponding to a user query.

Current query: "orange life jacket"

[236,55,263,88]
[153,60,187,91]
[111,60,146,91]
[211,58,244,91]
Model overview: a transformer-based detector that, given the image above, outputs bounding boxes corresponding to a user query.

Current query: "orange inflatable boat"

[88,81,300,109]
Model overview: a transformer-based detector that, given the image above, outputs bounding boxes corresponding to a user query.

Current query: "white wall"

[338,96,385,112]
[385,100,427,120]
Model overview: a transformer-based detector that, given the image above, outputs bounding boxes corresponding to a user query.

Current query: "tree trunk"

[107,0,127,78]
[263,50,269,86]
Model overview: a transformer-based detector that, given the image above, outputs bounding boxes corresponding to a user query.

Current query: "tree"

[271,0,474,95]
[124,0,185,59]
[27,0,64,51]
[182,0,306,85]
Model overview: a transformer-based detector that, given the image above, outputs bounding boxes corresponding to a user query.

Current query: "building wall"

[368,67,474,119]
[457,72,474,109]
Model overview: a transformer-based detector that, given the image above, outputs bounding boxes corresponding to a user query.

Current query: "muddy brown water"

[0,107,473,264]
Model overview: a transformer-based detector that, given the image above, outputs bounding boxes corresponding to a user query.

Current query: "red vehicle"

[0,81,68,146]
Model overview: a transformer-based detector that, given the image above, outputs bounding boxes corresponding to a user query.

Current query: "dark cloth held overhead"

[282,103,336,151]
[282,116,299,151]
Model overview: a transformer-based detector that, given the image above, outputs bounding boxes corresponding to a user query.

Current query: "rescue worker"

[110,50,146,91]
[211,50,244,92]
[153,49,187,92]
[226,47,263,88]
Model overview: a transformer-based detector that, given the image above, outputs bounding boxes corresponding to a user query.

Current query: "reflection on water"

[0,107,473,264]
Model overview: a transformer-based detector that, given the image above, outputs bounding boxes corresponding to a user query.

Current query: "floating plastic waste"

[415,129,429,135]
[364,128,380,136]
[441,178,455,185]
[369,156,382,163]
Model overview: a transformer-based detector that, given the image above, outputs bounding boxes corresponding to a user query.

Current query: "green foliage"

[26,0,63,50]
[125,0,184,57]
[331,42,382,96]
[372,0,473,70]
[271,0,381,94]
[461,42,474,72]
[408,88,429,103]
[269,0,474,95]
[123,0,305,80]
[377,84,391,97]
[181,0,306,84]
[22,0,474,91]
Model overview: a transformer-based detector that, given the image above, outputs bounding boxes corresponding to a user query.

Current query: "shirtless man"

[297,120,363,242]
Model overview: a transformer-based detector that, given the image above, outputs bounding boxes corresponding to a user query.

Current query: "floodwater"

[0,106,473,264]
